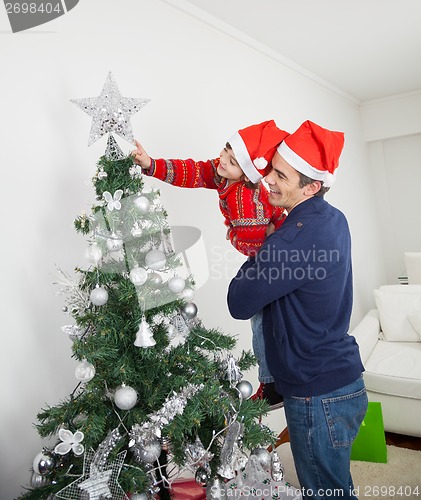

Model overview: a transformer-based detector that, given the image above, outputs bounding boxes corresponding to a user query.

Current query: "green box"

[351,401,388,463]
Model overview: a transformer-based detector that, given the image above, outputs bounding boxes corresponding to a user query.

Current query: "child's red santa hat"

[228,120,289,184]
[277,120,344,187]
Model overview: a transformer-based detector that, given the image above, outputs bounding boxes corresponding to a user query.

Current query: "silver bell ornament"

[32,450,56,476]
[129,265,148,286]
[114,385,138,410]
[180,302,198,320]
[90,285,108,306]
[85,242,103,264]
[168,276,186,294]
[145,249,166,271]
[134,195,151,214]
[195,466,210,487]
[236,380,253,400]
[250,447,272,471]
[136,439,162,463]
[75,359,96,383]
[106,233,124,252]
[134,317,156,348]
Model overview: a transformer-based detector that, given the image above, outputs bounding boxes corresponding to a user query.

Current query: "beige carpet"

[277,443,421,500]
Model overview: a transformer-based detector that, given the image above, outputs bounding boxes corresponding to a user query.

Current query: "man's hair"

[298,172,330,197]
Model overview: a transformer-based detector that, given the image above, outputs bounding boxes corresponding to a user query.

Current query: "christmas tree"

[20,73,278,499]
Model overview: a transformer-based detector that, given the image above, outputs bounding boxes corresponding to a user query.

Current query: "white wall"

[361,92,421,282]
[0,1,386,497]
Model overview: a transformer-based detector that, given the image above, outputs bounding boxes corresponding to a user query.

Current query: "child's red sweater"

[145,157,286,256]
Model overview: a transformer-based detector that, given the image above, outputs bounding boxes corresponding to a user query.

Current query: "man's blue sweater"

[227,196,364,397]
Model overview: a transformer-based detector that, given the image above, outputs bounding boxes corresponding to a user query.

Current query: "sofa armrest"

[349,309,381,365]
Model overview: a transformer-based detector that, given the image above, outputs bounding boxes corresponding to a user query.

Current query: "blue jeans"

[251,310,274,383]
[284,376,368,500]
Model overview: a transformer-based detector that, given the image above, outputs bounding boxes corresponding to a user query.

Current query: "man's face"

[265,151,311,213]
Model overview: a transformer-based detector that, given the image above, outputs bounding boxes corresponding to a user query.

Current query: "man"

[227,120,367,499]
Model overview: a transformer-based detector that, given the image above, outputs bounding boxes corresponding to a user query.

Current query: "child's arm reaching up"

[131,140,221,190]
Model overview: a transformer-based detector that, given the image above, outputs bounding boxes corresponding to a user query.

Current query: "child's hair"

[225,142,259,190]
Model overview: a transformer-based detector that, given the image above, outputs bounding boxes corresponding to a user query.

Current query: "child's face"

[218,143,244,181]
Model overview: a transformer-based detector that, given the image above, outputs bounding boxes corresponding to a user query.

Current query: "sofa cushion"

[374,286,421,341]
[364,340,421,399]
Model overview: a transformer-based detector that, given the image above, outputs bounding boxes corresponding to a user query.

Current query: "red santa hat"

[228,120,290,183]
[277,120,344,187]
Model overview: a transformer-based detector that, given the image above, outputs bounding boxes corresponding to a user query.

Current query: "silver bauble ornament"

[32,450,56,476]
[168,276,186,294]
[85,243,103,264]
[250,447,272,470]
[236,380,253,400]
[75,359,96,382]
[195,467,210,487]
[137,439,162,463]
[145,249,166,270]
[106,233,124,252]
[114,385,138,410]
[30,471,51,488]
[148,272,163,287]
[134,195,151,214]
[130,494,149,500]
[129,265,148,286]
[90,285,108,306]
[180,302,198,319]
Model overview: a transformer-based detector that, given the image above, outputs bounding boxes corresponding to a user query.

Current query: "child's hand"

[265,222,276,237]
[131,140,152,169]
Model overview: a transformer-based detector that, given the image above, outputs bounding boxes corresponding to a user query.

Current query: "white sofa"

[350,285,421,438]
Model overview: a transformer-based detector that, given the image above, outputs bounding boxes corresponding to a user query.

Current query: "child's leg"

[250,310,274,383]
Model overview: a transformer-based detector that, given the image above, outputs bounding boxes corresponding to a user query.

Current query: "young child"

[132,120,288,408]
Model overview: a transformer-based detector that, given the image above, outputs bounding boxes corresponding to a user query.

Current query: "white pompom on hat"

[228,120,290,183]
[277,120,345,187]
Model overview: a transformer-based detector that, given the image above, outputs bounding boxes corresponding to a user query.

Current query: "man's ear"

[304,181,322,196]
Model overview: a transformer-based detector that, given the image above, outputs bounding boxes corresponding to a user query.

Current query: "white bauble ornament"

[250,447,272,470]
[129,266,148,286]
[236,380,253,400]
[134,195,151,214]
[75,359,96,382]
[85,243,103,264]
[134,318,156,348]
[90,285,108,306]
[179,288,194,302]
[166,324,176,340]
[114,385,138,410]
[145,249,166,270]
[180,302,198,319]
[106,233,124,252]
[137,439,162,463]
[168,276,186,294]
[148,272,163,287]
[33,450,56,476]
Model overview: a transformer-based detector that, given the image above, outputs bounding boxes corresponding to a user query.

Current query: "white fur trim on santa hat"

[277,142,336,186]
[228,131,262,184]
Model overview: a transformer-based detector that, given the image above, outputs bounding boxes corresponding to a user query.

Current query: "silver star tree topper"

[72,72,150,146]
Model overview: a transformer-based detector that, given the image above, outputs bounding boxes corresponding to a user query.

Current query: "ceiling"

[165,0,421,103]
